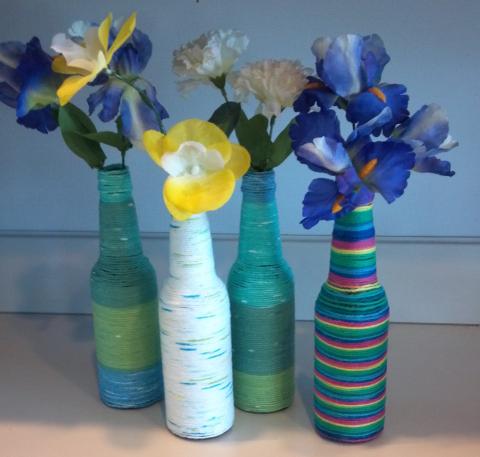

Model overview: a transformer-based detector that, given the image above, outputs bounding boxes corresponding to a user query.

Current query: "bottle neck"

[168,213,216,279]
[97,165,143,258]
[237,170,282,263]
[327,204,378,289]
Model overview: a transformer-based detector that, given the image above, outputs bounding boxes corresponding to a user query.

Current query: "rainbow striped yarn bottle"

[159,213,234,439]
[90,165,163,408]
[228,170,295,413]
[314,203,389,442]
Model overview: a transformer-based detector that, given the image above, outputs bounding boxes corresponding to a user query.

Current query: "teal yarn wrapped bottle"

[228,170,295,413]
[90,165,162,408]
[314,203,389,443]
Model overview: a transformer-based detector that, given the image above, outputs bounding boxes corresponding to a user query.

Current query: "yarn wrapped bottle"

[159,213,234,439]
[228,170,295,413]
[90,165,162,408]
[314,203,389,443]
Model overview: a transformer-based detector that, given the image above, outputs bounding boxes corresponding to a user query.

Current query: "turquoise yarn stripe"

[90,165,162,409]
[228,170,295,413]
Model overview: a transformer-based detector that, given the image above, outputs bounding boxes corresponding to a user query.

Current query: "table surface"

[0,314,479,457]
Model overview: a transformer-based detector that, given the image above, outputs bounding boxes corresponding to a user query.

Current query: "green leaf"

[208,102,241,136]
[269,121,293,169]
[235,112,273,171]
[82,131,132,153]
[58,104,106,169]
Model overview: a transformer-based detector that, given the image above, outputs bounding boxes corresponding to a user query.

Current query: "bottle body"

[314,204,389,442]
[160,213,234,439]
[228,170,295,413]
[90,165,162,408]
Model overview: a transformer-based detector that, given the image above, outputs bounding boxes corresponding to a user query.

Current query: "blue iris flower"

[0,37,61,133]
[393,103,458,176]
[295,34,409,141]
[87,27,168,146]
[290,111,416,227]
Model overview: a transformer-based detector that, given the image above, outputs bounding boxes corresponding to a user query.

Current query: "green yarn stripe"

[93,300,160,371]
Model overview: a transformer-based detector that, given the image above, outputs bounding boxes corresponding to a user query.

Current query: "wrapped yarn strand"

[314,203,389,443]
[160,213,234,439]
[90,165,163,408]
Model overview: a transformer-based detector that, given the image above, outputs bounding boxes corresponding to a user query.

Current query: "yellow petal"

[163,192,193,221]
[57,74,94,106]
[163,170,236,215]
[52,55,87,75]
[107,12,137,62]
[98,13,113,54]
[166,119,231,162]
[226,143,251,179]
[143,130,167,166]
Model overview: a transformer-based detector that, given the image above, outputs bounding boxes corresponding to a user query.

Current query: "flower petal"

[57,73,93,105]
[163,192,193,221]
[301,178,340,227]
[98,13,112,54]
[0,41,25,68]
[107,12,137,62]
[414,156,455,176]
[225,143,251,179]
[166,119,231,161]
[355,141,415,203]
[163,169,236,215]
[296,137,350,175]
[143,129,166,165]
[87,80,124,122]
[52,55,86,75]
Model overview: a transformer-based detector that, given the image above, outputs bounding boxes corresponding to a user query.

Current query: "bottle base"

[97,362,163,409]
[233,368,294,413]
[166,419,234,440]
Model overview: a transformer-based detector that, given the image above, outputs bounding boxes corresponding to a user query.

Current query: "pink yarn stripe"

[332,238,376,251]
[328,272,378,287]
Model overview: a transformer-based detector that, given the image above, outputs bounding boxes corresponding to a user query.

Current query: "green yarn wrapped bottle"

[90,164,162,408]
[228,170,295,413]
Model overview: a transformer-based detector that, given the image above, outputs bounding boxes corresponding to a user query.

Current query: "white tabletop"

[0,315,479,457]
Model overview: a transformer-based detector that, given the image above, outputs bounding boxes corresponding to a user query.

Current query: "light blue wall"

[1,0,478,236]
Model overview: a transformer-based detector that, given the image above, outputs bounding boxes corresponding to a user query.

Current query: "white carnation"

[229,59,310,119]
[172,29,249,93]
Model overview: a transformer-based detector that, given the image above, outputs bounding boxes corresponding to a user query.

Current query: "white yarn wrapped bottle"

[159,213,234,439]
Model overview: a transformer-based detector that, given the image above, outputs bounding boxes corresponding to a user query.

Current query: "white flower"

[172,29,249,93]
[229,59,310,120]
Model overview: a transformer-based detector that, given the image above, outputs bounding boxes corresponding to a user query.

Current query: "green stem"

[220,87,229,103]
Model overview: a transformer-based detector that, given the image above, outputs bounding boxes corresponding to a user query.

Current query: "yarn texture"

[314,204,389,443]
[160,213,234,439]
[90,165,162,408]
[228,170,295,413]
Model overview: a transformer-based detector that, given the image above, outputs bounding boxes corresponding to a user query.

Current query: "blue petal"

[119,79,168,146]
[15,37,60,119]
[301,178,340,227]
[0,41,25,68]
[17,106,58,134]
[414,156,455,176]
[296,137,351,175]
[361,34,390,87]
[290,110,342,150]
[355,141,415,203]
[347,106,392,143]
[88,80,125,122]
[293,76,338,112]
[396,103,449,150]
[110,28,152,75]
[380,84,409,136]
[322,34,364,97]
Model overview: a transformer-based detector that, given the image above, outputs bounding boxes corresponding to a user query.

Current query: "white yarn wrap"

[159,213,234,439]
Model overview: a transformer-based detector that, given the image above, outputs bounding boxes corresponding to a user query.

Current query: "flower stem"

[220,87,229,103]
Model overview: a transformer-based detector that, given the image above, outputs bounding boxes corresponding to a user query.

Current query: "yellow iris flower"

[144,119,251,221]
[51,12,137,106]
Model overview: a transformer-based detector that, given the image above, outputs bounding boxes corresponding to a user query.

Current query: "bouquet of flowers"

[289,34,457,227]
